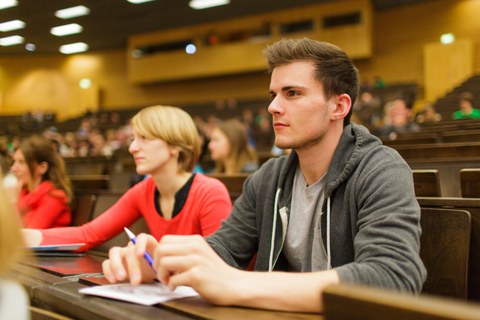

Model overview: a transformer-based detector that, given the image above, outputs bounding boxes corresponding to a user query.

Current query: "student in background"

[452,91,480,120]
[415,103,442,124]
[0,170,29,320]
[103,38,425,313]
[208,119,258,174]
[22,106,232,253]
[376,98,420,140]
[6,135,72,229]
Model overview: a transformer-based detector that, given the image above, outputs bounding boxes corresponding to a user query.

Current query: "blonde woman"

[23,106,232,252]
[0,170,29,319]
[208,119,258,174]
[8,135,72,228]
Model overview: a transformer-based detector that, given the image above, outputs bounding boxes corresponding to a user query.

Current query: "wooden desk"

[12,253,322,320]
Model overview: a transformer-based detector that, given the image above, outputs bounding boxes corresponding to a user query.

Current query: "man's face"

[460,99,473,113]
[267,61,335,151]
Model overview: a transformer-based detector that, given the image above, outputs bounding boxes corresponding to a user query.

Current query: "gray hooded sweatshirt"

[207,123,426,293]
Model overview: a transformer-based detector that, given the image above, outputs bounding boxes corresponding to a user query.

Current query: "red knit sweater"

[41,174,232,251]
[19,181,71,229]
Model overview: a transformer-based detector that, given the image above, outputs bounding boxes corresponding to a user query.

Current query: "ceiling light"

[25,43,36,51]
[59,42,88,54]
[0,0,17,10]
[189,0,229,10]
[55,6,90,19]
[0,19,25,32]
[127,0,155,4]
[0,35,23,46]
[79,78,92,89]
[185,43,196,54]
[51,24,83,37]
[440,33,455,45]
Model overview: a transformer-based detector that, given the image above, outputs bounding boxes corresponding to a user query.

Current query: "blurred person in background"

[415,103,441,124]
[208,119,258,174]
[376,98,420,140]
[452,91,480,120]
[6,135,72,229]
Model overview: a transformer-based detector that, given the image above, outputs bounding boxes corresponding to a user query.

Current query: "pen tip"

[124,227,135,239]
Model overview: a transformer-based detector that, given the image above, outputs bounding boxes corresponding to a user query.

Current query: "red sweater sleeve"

[41,180,147,251]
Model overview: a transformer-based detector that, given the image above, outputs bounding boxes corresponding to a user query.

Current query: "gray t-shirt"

[283,166,329,272]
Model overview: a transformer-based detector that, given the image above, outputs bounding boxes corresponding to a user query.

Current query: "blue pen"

[124,227,155,270]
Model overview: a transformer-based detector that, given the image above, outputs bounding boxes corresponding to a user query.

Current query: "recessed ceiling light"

[0,0,18,10]
[440,33,455,45]
[185,43,196,54]
[51,24,83,37]
[0,35,23,46]
[25,43,36,51]
[79,78,92,89]
[59,42,88,54]
[55,5,90,19]
[0,19,25,32]
[189,0,229,10]
[127,0,155,4]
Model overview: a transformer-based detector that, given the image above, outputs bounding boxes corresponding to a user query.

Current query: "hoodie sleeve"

[334,147,427,293]
[206,172,260,270]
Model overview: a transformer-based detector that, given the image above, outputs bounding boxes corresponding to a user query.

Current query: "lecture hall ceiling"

[0,0,428,55]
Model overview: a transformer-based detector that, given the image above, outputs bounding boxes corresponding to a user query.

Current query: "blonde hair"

[130,106,201,172]
[214,119,257,174]
[0,169,24,274]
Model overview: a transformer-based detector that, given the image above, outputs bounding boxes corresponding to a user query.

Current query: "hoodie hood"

[277,123,383,202]
[324,123,383,196]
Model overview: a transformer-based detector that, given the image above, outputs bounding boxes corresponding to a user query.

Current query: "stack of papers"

[79,282,199,305]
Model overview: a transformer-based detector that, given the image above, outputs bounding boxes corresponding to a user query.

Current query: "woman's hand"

[22,229,42,247]
[102,233,158,285]
[3,174,22,205]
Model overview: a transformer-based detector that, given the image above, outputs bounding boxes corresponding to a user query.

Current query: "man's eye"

[287,90,299,96]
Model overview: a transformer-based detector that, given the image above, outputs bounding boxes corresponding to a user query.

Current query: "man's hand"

[153,234,242,306]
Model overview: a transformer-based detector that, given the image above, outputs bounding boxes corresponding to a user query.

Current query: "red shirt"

[41,174,232,251]
[19,181,71,229]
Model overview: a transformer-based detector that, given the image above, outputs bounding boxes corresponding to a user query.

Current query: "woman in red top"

[23,106,232,252]
[8,135,72,229]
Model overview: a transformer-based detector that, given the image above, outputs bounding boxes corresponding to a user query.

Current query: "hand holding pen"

[101,229,159,285]
[124,227,156,272]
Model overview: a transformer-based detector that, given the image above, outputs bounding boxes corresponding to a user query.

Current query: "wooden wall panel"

[128,0,372,83]
[1,0,480,118]
[424,39,474,101]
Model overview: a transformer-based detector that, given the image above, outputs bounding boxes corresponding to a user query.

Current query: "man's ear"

[331,93,352,121]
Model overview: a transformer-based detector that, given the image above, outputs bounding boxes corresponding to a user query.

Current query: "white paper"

[79,282,199,306]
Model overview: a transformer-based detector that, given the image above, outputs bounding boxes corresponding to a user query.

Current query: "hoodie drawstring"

[326,196,332,269]
[268,188,282,272]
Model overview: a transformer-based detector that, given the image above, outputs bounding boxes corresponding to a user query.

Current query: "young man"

[103,38,426,313]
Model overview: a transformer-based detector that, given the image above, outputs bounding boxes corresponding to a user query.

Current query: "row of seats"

[70,191,148,253]
[413,168,480,198]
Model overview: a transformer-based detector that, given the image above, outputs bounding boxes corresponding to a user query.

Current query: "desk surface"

[12,253,322,320]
